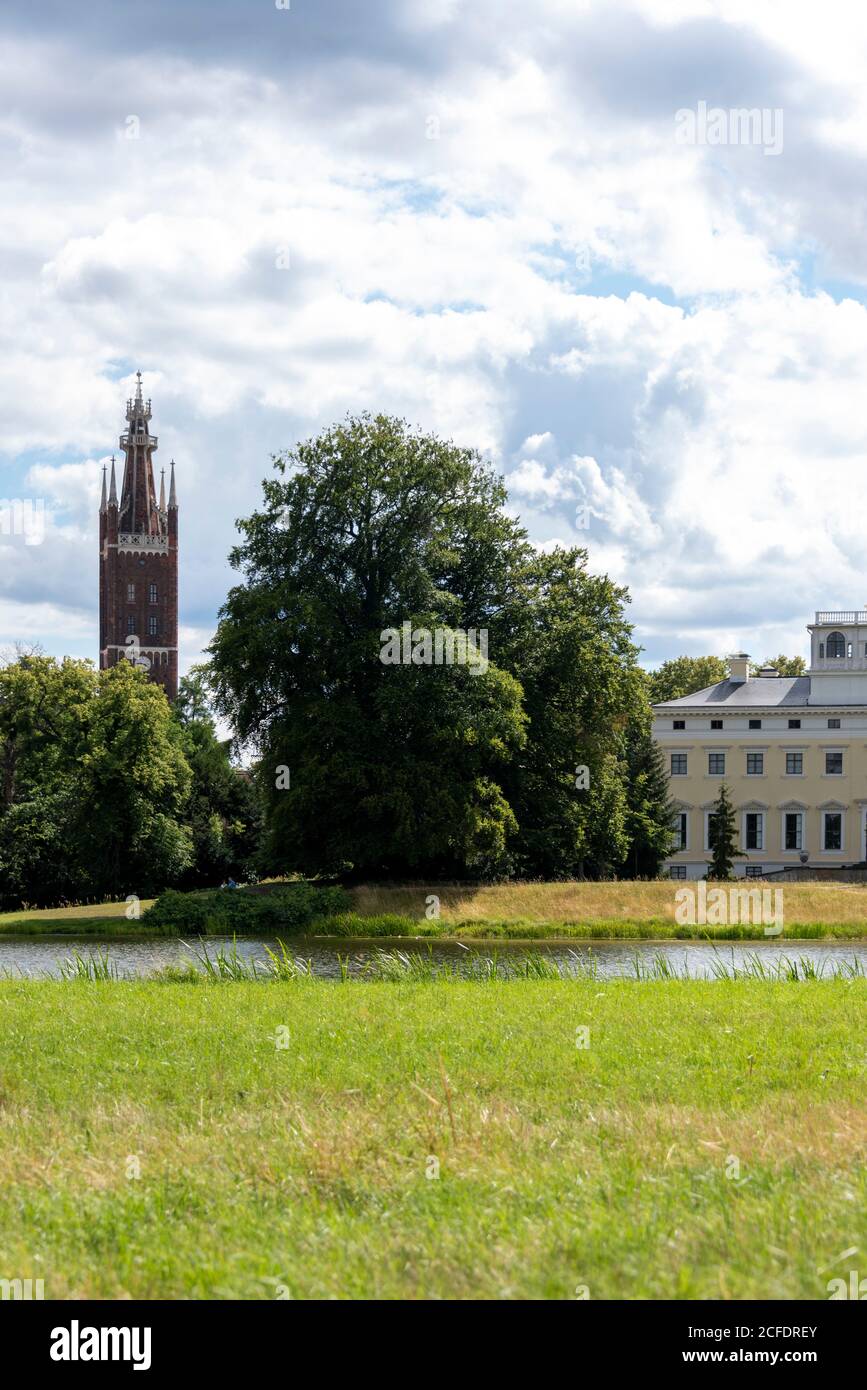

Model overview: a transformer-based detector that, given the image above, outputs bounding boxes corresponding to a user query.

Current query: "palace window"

[672,812,688,851]
[710,719,723,729]
[706,813,719,851]
[788,719,801,729]
[786,753,803,775]
[823,812,843,851]
[744,865,763,878]
[748,719,762,729]
[784,812,803,851]
[828,718,840,729]
[127,582,135,602]
[826,631,846,658]
[148,615,158,637]
[671,754,687,776]
[825,751,843,775]
[745,812,763,850]
[673,719,685,729]
[746,753,764,775]
[708,753,725,775]
[670,865,687,880]
[149,582,158,604]
[126,615,136,635]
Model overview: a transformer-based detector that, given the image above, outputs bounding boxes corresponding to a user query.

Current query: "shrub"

[143,884,349,935]
[314,912,418,937]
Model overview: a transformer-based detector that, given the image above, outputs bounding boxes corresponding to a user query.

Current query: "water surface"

[1,935,865,979]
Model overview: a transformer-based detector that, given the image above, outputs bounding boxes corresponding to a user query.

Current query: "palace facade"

[653,610,867,878]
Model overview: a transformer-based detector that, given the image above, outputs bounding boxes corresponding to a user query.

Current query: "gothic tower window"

[99,374,179,701]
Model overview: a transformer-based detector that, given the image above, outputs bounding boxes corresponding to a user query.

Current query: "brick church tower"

[99,373,179,702]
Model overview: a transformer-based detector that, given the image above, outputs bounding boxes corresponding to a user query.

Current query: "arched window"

[826,631,846,658]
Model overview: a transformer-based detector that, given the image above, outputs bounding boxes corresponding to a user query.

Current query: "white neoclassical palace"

[653,610,867,879]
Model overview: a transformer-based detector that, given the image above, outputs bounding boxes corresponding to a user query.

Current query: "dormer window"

[826,631,846,658]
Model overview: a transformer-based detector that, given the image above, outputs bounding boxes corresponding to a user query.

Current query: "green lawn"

[0,899,156,935]
[0,976,863,1299]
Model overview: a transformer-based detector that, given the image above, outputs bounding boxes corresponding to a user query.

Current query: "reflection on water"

[1,934,866,980]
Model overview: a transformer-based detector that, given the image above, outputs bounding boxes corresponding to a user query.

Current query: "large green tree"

[494,550,645,877]
[209,414,527,878]
[618,721,677,878]
[0,653,192,907]
[209,413,665,880]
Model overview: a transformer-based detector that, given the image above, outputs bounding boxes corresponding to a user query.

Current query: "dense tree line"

[209,413,675,882]
[1,415,692,908]
[0,657,257,909]
[648,652,806,703]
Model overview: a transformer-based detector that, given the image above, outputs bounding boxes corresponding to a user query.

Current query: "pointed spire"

[159,467,166,512]
[108,455,118,507]
[100,464,107,514]
[134,370,144,408]
[168,459,177,509]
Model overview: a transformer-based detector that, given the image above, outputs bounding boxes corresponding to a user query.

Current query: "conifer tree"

[708,782,743,881]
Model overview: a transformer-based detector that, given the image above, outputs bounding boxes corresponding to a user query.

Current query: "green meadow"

[1,975,864,1300]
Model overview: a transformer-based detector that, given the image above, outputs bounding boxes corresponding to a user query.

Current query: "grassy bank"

[3,879,867,938]
[348,880,867,930]
[0,900,157,935]
[0,976,864,1298]
[318,912,866,941]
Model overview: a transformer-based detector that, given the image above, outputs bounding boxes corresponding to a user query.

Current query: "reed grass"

[35,940,867,984]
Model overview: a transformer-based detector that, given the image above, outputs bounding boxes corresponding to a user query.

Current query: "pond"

[1,935,865,980]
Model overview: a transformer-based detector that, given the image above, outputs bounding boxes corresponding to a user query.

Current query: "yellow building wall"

[653,721,867,873]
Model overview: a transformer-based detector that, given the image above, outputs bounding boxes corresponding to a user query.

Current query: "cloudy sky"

[2,0,867,674]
